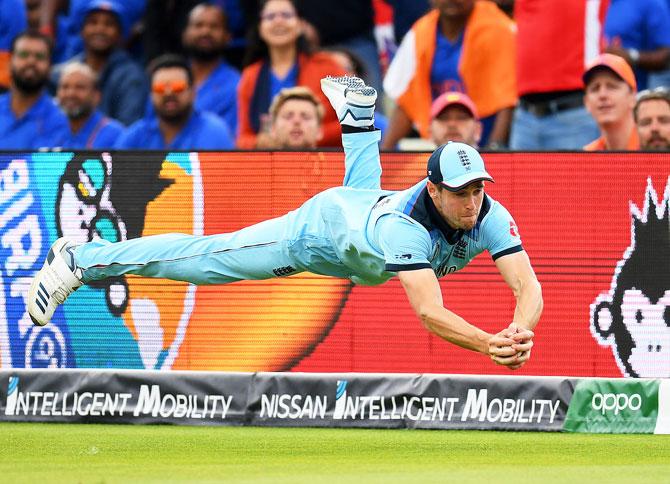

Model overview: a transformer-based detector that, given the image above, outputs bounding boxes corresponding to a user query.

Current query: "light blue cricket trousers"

[75,131,383,285]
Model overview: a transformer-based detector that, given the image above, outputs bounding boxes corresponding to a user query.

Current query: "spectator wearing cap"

[56,61,124,148]
[36,0,146,63]
[603,0,670,91]
[0,30,69,149]
[634,87,670,150]
[182,3,240,136]
[256,86,323,149]
[583,53,639,151]
[382,0,516,150]
[430,91,481,148]
[115,54,234,150]
[51,0,148,125]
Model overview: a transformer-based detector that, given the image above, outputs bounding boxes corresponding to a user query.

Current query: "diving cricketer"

[28,76,542,370]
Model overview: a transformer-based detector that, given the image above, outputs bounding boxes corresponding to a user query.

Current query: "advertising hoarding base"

[0,370,667,433]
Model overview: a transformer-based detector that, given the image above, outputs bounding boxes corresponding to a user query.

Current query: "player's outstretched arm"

[397,268,530,368]
[489,251,542,370]
[495,250,543,332]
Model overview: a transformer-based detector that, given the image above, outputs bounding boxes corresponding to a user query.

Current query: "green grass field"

[1,423,669,483]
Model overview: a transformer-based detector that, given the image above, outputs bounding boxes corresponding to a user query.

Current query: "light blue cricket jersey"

[73,130,524,289]
[284,179,523,286]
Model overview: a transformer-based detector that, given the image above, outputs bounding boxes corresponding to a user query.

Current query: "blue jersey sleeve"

[375,214,433,272]
[480,202,523,260]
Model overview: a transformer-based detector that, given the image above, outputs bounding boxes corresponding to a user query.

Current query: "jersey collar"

[408,186,491,243]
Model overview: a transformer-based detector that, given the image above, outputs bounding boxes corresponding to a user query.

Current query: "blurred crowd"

[0,0,669,152]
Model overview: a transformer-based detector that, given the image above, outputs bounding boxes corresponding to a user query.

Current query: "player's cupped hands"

[487,323,534,370]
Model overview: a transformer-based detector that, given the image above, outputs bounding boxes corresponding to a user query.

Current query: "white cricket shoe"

[321,75,377,128]
[28,237,83,326]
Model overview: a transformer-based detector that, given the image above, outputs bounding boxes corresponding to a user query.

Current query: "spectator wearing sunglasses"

[115,54,234,149]
[0,30,69,149]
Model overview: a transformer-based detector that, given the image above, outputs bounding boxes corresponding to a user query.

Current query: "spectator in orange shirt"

[237,0,346,148]
[382,0,516,150]
[583,54,640,151]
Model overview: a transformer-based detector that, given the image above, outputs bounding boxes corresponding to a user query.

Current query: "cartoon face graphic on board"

[590,177,670,378]
[55,151,193,369]
[56,152,130,315]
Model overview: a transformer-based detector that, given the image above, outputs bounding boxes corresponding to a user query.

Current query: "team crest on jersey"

[589,177,670,378]
[453,239,467,259]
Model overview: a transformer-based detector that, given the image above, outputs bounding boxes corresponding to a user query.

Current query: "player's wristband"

[342,125,378,134]
[627,48,640,65]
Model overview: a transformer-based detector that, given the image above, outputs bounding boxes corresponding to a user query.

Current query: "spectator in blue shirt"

[116,54,234,149]
[604,0,670,90]
[56,61,124,149]
[52,1,148,125]
[35,0,146,63]
[0,30,69,149]
[182,3,240,136]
